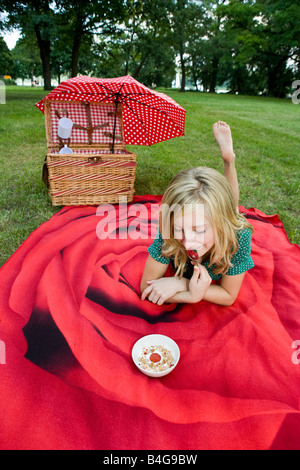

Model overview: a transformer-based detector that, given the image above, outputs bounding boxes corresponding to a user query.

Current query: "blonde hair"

[159,167,253,277]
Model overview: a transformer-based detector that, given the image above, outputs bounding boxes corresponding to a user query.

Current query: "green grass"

[0,86,299,267]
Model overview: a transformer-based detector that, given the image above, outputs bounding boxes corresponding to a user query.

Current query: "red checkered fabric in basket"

[49,101,122,149]
[36,75,186,147]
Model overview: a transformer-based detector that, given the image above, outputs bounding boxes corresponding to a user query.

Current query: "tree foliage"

[0,35,13,75]
[0,0,299,96]
[11,35,42,84]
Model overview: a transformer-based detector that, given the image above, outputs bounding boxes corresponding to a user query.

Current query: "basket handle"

[72,103,109,145]
[55,109,69,119]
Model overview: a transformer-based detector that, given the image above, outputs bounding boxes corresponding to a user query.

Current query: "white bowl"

[132,334,180,378]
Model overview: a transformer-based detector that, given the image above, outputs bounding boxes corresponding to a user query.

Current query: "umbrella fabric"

[35,75,186,146]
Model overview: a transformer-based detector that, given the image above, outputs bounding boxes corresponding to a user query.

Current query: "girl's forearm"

[165,290,193,304]
[166,284,235,306]
[142,276,189,303]
[164,277,190,303]
[202,284,235,306]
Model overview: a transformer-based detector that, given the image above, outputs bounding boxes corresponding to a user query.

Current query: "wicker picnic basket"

[43,100,136,206]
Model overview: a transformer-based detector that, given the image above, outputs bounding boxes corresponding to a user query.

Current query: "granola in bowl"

[132,334,180,378]
[138,345,175,372]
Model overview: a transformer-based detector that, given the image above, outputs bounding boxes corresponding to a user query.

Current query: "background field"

[0,86,299,266]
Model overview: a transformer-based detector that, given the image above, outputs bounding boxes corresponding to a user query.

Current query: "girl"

[140,121,254,306]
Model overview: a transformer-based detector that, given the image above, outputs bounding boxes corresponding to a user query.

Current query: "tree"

[1,0,299,96]
[185,0,230,93]
[216,0,262,94]
[170,0,205,92]
[217,0,300,97]
[56,0,126,78]
[255,0,300,97]
[91,0,176,86]
[11,35,42,84]
[129,0,175,83]
[1,0,126,88]
[0,0,55,89]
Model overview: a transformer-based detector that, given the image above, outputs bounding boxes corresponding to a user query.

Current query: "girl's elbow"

[224,299,235,307]
[223,294,238,306]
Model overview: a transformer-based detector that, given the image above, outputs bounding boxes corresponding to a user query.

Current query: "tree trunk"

[209,56,219,93]
[71,36,81,78]
[132,54,148,79]
[179,47,186,92]
[70,11,86,78]
[34,24,51,90]
[267,57,288,98]
[124,60,129,75]
[71,29,82,77]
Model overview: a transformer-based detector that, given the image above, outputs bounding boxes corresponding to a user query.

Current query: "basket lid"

[44,100,124,151]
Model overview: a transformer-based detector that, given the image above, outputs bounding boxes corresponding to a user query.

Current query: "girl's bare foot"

[213,121,235,163]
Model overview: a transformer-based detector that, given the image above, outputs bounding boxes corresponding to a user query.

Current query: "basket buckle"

[88,156,102,164]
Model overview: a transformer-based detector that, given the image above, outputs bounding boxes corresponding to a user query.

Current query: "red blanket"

[1,195,300,450]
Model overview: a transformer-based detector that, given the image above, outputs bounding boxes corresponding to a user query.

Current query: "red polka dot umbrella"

[36,75,186,150]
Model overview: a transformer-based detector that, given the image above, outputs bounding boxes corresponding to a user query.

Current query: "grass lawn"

[0,85,299,267]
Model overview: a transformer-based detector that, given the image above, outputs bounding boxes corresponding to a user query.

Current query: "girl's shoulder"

[226,227,254,276]
[147,226,170,265]
[236,227,253,244]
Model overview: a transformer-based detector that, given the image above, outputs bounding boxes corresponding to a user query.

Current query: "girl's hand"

[141,276,187,305]
[188,264,212,303]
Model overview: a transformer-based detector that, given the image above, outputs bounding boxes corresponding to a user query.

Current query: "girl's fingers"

[190,265,200,284]
[141,284,153,300]
[198,264,212,285]
[148,291,160,304]
[197,264,205,276]
[191,264,211,284]
[198,264,209,276]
